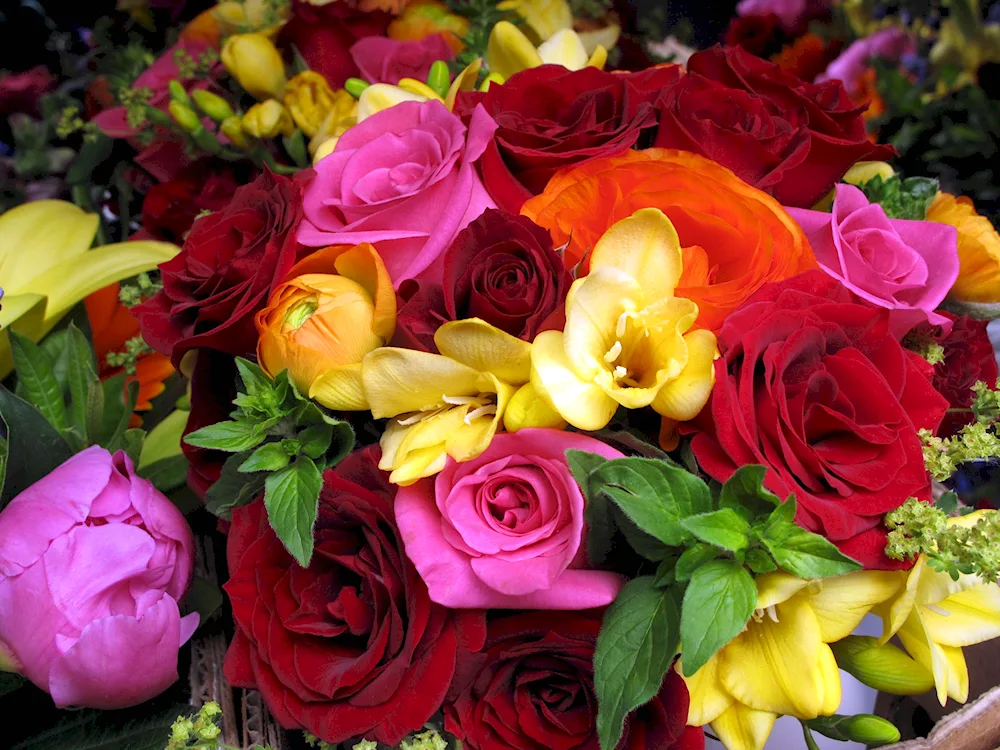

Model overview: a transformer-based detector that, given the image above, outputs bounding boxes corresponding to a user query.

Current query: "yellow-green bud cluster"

[165,702,225,750]
[105,335,152,376]
[119,272,162,308]
[902,329,946,365]
[400,730,449,750]
[173,47,219,80]
[118,87,155,130]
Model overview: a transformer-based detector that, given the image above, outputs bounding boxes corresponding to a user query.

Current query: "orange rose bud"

[255,243,396,410]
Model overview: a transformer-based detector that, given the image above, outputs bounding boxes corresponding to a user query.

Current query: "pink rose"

[0,66,55,116]
[351,34,455,85]
[787,183,959,338]
[394,429,626,610]
[818,28,915,94]
[736,0,830,31]
[298,99,497,286]
[0,447,197,709]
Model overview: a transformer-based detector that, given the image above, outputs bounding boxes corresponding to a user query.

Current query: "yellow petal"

[486,20,543,79]
[309,363,369,411]
[809,571,904,643]
[679,655,734,726]
[362,348,486,418]
[897,614,969,705]
[537,28,588,70]
[138,409,189,469]
[921,585,1000,647]
[721,594,827,718]
[589,208,683,303]
[0,293,48,382]
[497,0,573,41]
[379,419,451,486]
[357,83,428,122]
[579,24,621,55]
[754,572,811,610]
[397,77,445,102]
[586,44,608,69]
[445,58,482,111]
[434,318,531,385]
[448,377,513,461]
[503,382,567,432]
[650,328,718,421]
[882,561,926,643]
[530,330,618,431]
[332,244,396,341]
[711,704,777,750]
[843,161,896,186]
[817,644,843,715]
[563,269,643,382]
[0,200,98,292]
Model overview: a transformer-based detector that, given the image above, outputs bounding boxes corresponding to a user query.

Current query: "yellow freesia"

[927,192,1000,304]
[497,0,573,42]
[529,208,718,432]
[0,201,179,378]
[241,99,295,138]
[214,0,289,37]
[221,33,286,100]
[486,20,606,80]
[879,511,1000,706]
[682,571,902,750]
[361,319,531,485]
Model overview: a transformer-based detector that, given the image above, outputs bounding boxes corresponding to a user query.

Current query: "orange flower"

[521,149,815,331]
[178,8,223,48]
[927,192,1000,304]
[771,34,839,83]
[388,0,470,54]
[85,284,174,423]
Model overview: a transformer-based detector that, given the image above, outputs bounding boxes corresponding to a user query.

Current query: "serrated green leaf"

[613,505,671,561]
[763,526,862,579]
[62,323,99,443]
[746,548,778,574]
[653,558,677,588]
[680,560,757,676]
[265,455,322,567]
[680,508,751,552]
[239,442,291,473]
[0,385,73,508]
[567,449,615,564]
[298,423,334,459]
[320,418,354,468]
[10,330,67,431]
[675,542,719,581]
[10,702,188,750]
[594,577,680,750]
[204,452,268,519]
[184,419,268,452]
[719,465,781,521]
[235,357,273,400]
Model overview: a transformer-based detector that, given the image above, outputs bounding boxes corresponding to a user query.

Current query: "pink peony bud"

[0,446,198,709]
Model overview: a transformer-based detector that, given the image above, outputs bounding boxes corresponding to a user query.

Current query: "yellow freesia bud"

[307,88,358,157]
[168,100,202,134]
[191,90,235,122]
[256,243,396,410]
[214,0,289,37]
[927,192,1000,304]
[283,71,337,138]
[220,116,250,149]
[241,99,295,139]
[221,33,286,100]
[829,635,934,695]
[397,77,444,102]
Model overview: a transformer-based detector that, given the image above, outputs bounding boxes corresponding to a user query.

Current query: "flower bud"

[805,714,901,746]
[168,79,191,105]
[221,33,286,100]
[169,100,203,134]
[426,60,451,98]
[830,635,935,695]
[344,77,370,99]
[241,99,295,139]
[283,71,337,137]
[220,115,250,148]
[356,83,427,122]
[191,89,235,122]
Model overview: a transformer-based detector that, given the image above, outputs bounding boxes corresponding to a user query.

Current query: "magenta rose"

[298,100,497,286]
[818,28,915,95]
[787,183,959,338]
[351,34,454,85]
[394,429,626,609]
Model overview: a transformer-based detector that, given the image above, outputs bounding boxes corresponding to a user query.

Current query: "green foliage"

[804,714,901,746]
[447,0,524,69]
[679,560,756,676]
[11,702,188,750]
[858,173,940,220]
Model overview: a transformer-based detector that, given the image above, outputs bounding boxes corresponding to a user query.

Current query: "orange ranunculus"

[927,192,1000,304]
[388,0,469,54]
[85,283,174,423]
[521,149,816,331]
[255,243,396,411]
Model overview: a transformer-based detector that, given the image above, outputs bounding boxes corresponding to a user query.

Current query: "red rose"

[445,612,703,750]
[182,350,238,498]
[140,160,241,243]
[0,65,55,116]
[464,64,681,212]
[685,271,948,569]
[224,447,487,746]
[395,209,570,350]
[134,170,305,366]
[653,45,896,208]
[351,34,454,85]
[911,312,1000,437]
[724,14,784,58]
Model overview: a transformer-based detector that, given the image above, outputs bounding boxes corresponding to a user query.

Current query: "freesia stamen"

[604,341,623,363]
[464,405,498,424]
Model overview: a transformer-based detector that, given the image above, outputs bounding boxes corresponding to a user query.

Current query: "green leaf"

[566,449,610,490]
[567,450,616,564]
[235,357,274,401]
[183,576,224,626]
[123,428,145,465]
[0,436,7,499]
[264,455,322,567]
[746,548,778,574]
[10,330,67,431]
[298,423,334,459]
[0,672,25,698]
[0,386,73,508]
[100,378,138,452]
[762,525,862,579]
[675,542,719,581]
[204,452,268,519]
[184,419,268,452]
[85,380,105,445]
[239,442,291,473]
[653,558,677,588]
[804,714,901,746]
[762,495,797,532]
[718,465,781,521]
[935,491,959,514]
[61,323,99,441]
[858,173,940,220]
[320,417,355,467]
[680,560,757,676]
[136,454,189,493]
[680,508,751,552]
[10,702,188,750]
[589,457,712,548]
[594,577,680,750]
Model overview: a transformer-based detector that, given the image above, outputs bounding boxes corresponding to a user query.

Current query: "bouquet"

[1,1,1000,749]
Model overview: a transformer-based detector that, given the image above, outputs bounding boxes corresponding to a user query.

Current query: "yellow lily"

[486,20,607,80]
[529,208,718,432]
[0,201,179,378]
[879,511,1000,706]
[682,571,902,750]
[361,319,531,485]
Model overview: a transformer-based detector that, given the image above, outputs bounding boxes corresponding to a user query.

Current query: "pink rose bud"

[0,446,198,709]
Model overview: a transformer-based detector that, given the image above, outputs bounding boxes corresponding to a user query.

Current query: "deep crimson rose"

[685,271,948,569]
[395,209,570,350]
[182,350,238,498]
[910,312,1000,437]
[224,447,487,746]
[134,170,305,366]
[463,64,682,212]
[445,612,704,750]
[724,14,785,58]
[653,45,895,208]
[140,160,241,243]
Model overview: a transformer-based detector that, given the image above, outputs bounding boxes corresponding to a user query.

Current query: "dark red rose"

[724,14,784,58]
[395,209,570,350]
[445,612,703,750]
[0,65,55,116]
[134,170,305,366]
[224,447,487,746]
[464,64,682,212]
[653,45,896,208]
[182,350,238,498]
[280,0,390,89]
[140,160,241,243]
[684,270,948,570]
[910,312,1000,437]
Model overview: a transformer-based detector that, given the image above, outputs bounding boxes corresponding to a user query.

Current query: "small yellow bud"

[191,90,235,122]
[830,636,935,695]
[241,100,295,139]
[220,115,250,148]
[344,77,370,98]
[221,33,286,100]
[168,100,202,134]
[168,79,191,105]
[283,71,337,137]
[426,60,450,98]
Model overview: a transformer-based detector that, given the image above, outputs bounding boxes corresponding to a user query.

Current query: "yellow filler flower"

[879,510,1000,706]
[530,208,718,431]
[0,201,178,378]
[361,319,531,485]
[486,20,607,81]
[682,571,901,750]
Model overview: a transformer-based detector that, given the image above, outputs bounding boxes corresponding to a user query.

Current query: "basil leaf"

[10,330,67,432]
[567,449,615,565]
[746,548,778,574]
[763,526,862,579]
[298,423,333,459]
[680,508,751,552]
[204,452,267,519]
[185,419,268,452]
[719,465,781,521]
[264,454,322,568]
[680,560,757,676]
[239,442,291,473]
[675,542,719,581]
